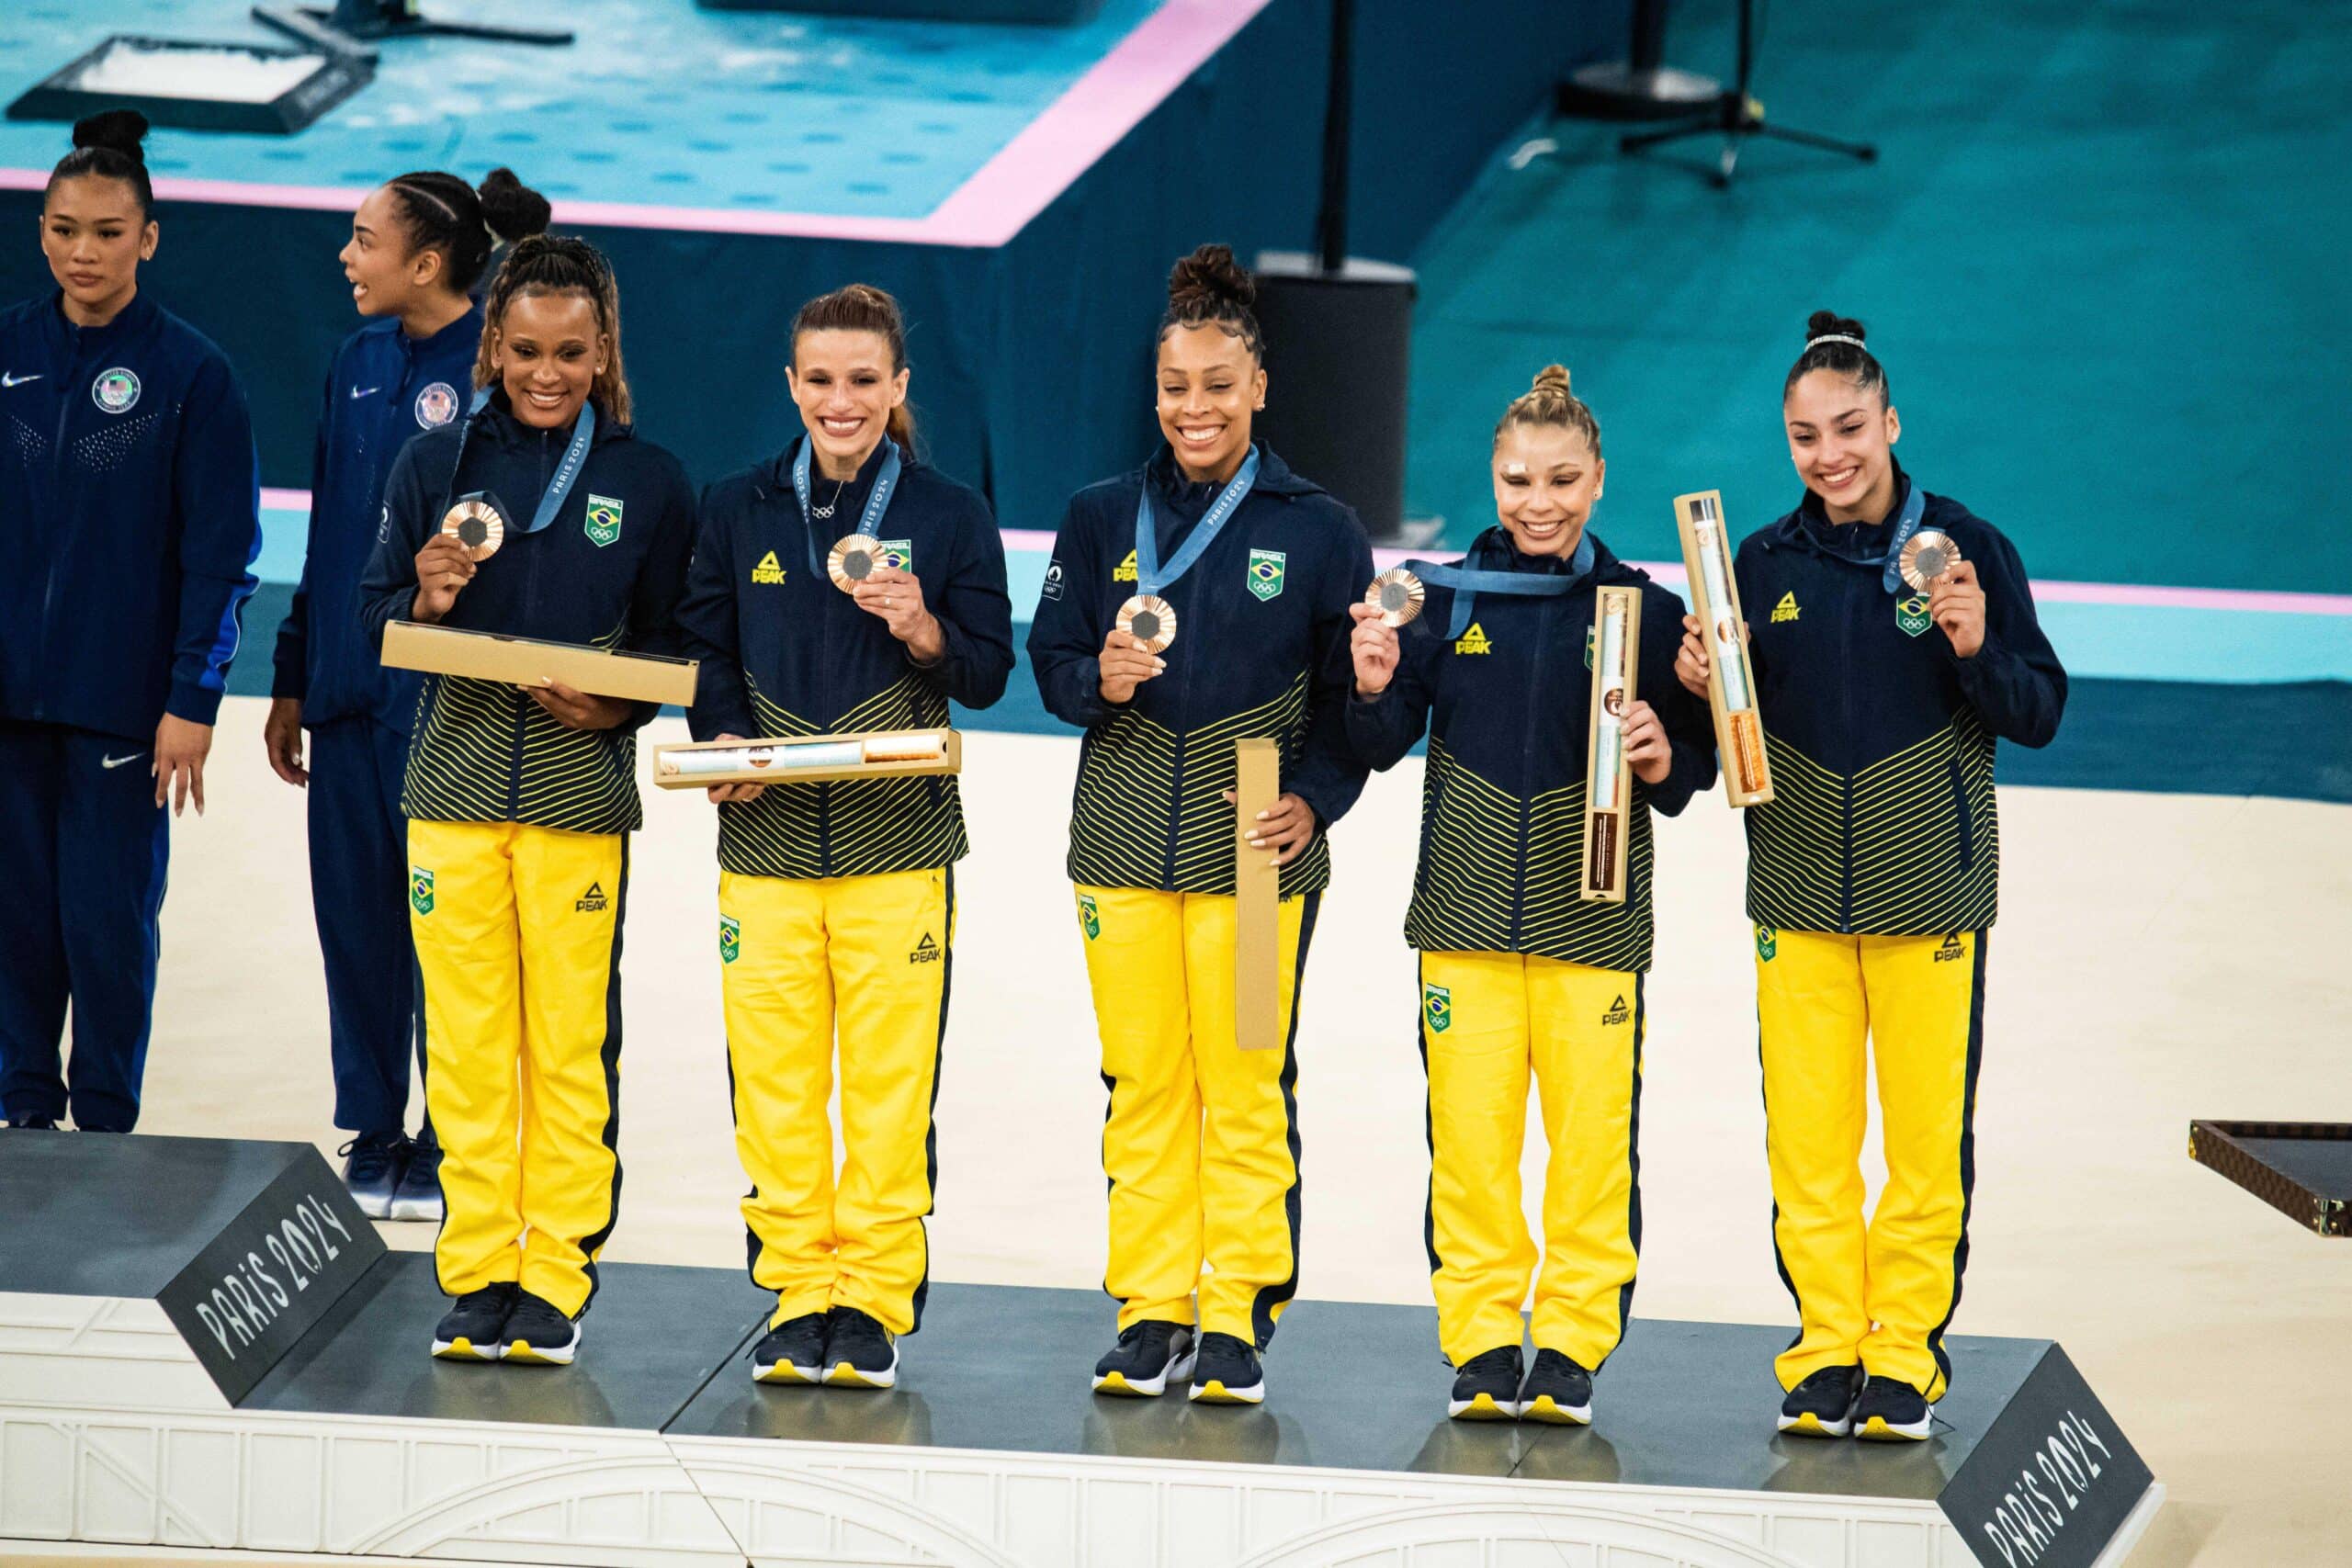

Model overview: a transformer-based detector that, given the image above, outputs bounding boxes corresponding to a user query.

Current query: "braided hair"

[1495,364,1600,457]
[1784,310,1889,407]
[48,110,153,217]
[792,282,917,450]
[475,235,632,423]
[1159,243,1264,362]
[384,167,549,294]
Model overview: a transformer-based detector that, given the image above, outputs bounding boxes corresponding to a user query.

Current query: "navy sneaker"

[1853,1375,1934,1441]
[431,1283,515,1361]
[340,1130,408,1220]
[1187,1332,1265,1404]
[1778,1365,1862,1438]
[752,1312,830,1385]
[1519,1348,1594,1426]
[1447,1345,1523,1421]
[1092,1321,1197,1397]
[388,1134,444,1224]
[4,1113,61,1130]
[822,1306,899,1389]
[502,1290,582,1366]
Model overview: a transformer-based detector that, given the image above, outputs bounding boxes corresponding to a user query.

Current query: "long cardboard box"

[382,620,698,707]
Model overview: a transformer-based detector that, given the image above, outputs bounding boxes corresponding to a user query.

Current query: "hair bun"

[1530,364,1572,397]
[477,166,551,243]
[72,109,150,162]
[1805,310,1865,344]
[1167,243,1255,312]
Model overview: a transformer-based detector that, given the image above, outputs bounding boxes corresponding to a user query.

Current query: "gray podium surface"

[0,1134,320,1296]
[243,1251,773,1432]
[667,1282,2043,1496]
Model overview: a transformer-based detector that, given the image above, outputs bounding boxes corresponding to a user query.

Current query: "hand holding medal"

[1346,568,1421,697]
[1097,613,1167,704]
[1902,530,1986,658]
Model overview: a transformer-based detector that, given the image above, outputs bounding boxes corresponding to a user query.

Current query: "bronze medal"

[1116,593,1177,653]
[1365,568,1426,627]
[1898,528,1963,592]
[827,534,881,592]
[439,497,505,562]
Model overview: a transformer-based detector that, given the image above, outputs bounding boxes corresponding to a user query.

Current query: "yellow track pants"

[1757,924,1985,1402]
[1417,951,1644,1370]
[408,819,627,1318]
[1075,885,1315,1348]
[721,866,952,1337]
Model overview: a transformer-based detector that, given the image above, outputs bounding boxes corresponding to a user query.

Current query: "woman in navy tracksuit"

[266,168,549,1219]
[677,283,1012,1391]
[0,112,261,1134]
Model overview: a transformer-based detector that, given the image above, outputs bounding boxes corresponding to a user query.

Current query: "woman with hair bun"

[1028,243,1374,1406]
[359,235,695,1367]
[1343,366,1713,1427]
[0,111,262,1134]
[677,282,1012,1391]
[1676,311,2064,1441]
[268,166,552,1222]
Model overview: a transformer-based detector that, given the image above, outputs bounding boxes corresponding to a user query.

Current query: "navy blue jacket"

[274,308,481,730]
[679,437,1013,879]
[0,291,260,740]
[1027,445,1373,897]
[1736,467,2066,936]
[1344,530,1714,972]
[358,394,696,837]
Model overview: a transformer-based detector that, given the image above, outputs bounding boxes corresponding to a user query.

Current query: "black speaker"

[1250,253,1417,544]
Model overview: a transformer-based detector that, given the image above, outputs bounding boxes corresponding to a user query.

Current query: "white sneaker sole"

[1856,1407,1934,1441]
[430,1335,503,1361]
[387,1190,444,1224]
[503,1323,582,1367]
[1777,1408,1855,1438]
[1447,1391,1521,1421]
[1520,1393,1590,1426]
[1093,1344,1197,1397]
[753,1355,822,1385]
[822,1341,899,1389]
[1188,1373,1264,1404]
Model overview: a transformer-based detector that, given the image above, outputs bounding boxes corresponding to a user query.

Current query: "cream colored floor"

[60,695,2352,1566]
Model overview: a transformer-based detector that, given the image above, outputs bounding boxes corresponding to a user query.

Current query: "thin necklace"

[810,476,850,521]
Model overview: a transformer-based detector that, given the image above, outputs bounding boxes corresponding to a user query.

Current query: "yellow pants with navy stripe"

[408,819,627,1318]
[1075,885,1314,1349]
[1418,951,1644,1371]
[721,866,952,1338]
[1757,925,1985,1402]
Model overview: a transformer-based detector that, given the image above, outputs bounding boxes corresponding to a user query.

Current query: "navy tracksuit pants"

[307,715,427,1134]
[0,721,170,1132]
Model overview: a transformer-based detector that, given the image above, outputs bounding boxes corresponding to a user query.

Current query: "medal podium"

[1,1134,2161,1567]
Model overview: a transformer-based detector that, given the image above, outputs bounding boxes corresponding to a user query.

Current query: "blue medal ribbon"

[1874,479,1928,595]
[453,387,597,536]
[1402,533,1596,639]
[796,437,904,577]
[1134,448,1261,598]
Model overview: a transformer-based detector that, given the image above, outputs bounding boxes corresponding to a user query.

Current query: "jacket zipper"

[1838,561,1858,931]
[507,426,555,821]
[1514,593,1548,949]
[819,547,836,877]
[33,334,90,721]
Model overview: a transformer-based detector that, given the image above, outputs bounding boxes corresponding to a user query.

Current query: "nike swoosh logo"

[1,372,42,389]
[350,385,380,400]
[101,752,144,769]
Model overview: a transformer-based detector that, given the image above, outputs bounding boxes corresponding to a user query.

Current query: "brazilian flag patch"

[1895,593,1931,637]
[719,914,741,964]
[1755,923,1778,962]
[410,866,435,917]
[584,493,624,548]
[1247,548,1287,602]
[1422,982,1452,1034]
[1078,893,1101,941]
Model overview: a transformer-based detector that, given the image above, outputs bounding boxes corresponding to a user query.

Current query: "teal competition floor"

[0,0,1162,217]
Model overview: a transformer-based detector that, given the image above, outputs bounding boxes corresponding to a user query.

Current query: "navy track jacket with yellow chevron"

[1342,529,1715,972]
[677,436,1013,879]
[358,393,695,837]
[1736,467,2065,937]
[1026,445,1373,896]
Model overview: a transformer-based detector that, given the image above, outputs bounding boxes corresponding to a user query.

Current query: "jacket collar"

[1463,525,1634,585]
[1771,457,1916,561]
[755,434,905,502]
[470,388,628,450]
[1144,441,1324,504]
[44,288,158,355]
